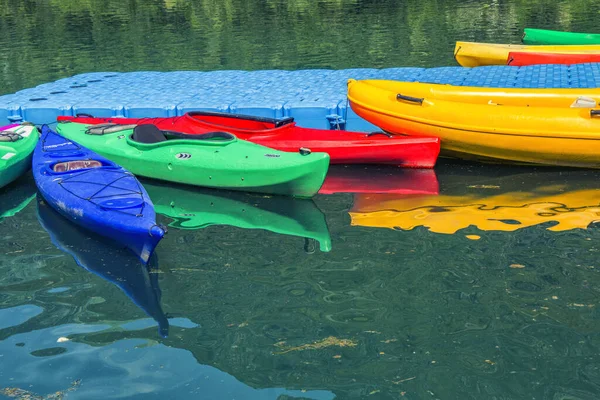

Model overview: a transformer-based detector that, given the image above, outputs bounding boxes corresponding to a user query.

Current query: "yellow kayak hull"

[347,79,600,168]
[454,41,600,67]
[371,80,600,108]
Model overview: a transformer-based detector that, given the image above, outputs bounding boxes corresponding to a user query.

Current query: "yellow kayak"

[369,80,600,108]
[347,79,600,168]
[454,41,600,67]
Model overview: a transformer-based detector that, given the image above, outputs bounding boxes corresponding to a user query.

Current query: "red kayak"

[57,111,440,168]
[507,51,600,66]
[319,165,439,195]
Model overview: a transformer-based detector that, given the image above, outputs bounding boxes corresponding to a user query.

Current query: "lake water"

[2,0,600,399]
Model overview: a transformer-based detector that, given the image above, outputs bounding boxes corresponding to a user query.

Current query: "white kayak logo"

[176,153,192,159]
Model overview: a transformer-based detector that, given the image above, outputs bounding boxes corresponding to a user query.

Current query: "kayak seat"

[166,131,235,141]
[132,124,168,144]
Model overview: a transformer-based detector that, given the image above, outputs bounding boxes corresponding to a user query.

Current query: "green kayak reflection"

[0,174,36,220]
[142,179,332,252]
[35,196,169,338]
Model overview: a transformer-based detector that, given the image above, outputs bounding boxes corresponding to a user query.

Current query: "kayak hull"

[507,51,600,66]
[0,124,38,189]
[56,122,330,198]
[57,112,440,168]
[347,79,600,168]
[454,41,600,67]
[522,28,600,46]
[33,125,165,262]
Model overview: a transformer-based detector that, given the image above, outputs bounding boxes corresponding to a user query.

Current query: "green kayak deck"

[142,179,332,252]
[523,28,600,45]
[0,125,38,189]
[56,122,330,198]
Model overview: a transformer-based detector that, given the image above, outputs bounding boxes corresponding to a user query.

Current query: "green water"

[2,0,600,399]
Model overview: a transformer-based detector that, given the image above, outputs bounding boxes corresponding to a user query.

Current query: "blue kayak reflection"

[35,195,169,338]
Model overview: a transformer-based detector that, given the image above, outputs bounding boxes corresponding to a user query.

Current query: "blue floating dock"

[2,64,600,131]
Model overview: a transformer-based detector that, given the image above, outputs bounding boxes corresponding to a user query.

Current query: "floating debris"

[273,336,357,354]
[392,377,416,384]
[56,337,70,343]
[467,185,500,189]
[466,235,481,240]
[1,379,81,400]
[510,264,526,269]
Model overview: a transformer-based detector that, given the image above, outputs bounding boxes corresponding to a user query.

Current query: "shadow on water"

[35,195,169,338]
[350,160,600,234]
[142,178,333,253]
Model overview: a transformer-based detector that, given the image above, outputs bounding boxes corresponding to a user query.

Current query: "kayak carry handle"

[299,147,311,155]
[367,131,393,138]
[76,113,95,118]
[274,117,295,128]
[397,93,424,105]
[591,110,600,117]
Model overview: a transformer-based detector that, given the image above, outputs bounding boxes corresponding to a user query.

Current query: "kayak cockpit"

[85,123,237,144]
[187,111,295,132]
[0,132,22,142]
[132,124,236,143]
[53,160,103,172]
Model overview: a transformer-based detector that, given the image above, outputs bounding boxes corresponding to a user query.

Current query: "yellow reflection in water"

[350,188,600,234]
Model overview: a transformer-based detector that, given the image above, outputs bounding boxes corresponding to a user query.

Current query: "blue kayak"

[36,196,169,338]
[33,125,165,263]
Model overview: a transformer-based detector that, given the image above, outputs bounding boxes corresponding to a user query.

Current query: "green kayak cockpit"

[130,124,236,144]
[0,132,23,142]
[84,123,238,148]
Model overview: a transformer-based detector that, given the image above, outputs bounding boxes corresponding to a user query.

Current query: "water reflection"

[350,162,600,234]
[142,179,332,252]
[0,174,36,220]
[320,165,439,195]
[36,196,169,338]
[0,323,335,400]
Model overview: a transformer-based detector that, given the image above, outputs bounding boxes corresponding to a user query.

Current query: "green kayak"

[142,179,332,252]
[523,28,600,45]
[56,122,330,198]
[0,124,38,189]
